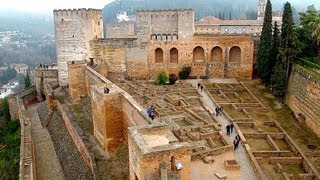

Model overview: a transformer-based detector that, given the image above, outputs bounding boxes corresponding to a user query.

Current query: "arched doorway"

[170,48,178,63]
[229,46,241,63]
[211,47,223,62]
[155,48,164,63]
[193,46,205,62]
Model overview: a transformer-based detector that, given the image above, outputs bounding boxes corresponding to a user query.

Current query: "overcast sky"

[0,0,113,13]
[0,0,318,14]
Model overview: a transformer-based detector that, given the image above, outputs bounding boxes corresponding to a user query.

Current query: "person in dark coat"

[234,139,239,150]
[230,122,234,134]
[226,124,231,136]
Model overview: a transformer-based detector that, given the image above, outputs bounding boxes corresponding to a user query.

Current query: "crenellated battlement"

[137,8,193,13]
[53,8,102,17]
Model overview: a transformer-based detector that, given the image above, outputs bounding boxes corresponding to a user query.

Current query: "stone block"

[225,159,240,170]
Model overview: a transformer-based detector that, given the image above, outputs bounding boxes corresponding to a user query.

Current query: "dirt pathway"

[26,104,65,180]
[188,79,257,180]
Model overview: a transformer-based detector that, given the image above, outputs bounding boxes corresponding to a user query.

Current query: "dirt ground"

[243,79,320,172]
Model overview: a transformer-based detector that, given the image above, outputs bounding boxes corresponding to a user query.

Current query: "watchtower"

[257,0,267,21]
[54,8,103,86]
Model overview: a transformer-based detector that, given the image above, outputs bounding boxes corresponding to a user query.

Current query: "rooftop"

[129,124,190,154]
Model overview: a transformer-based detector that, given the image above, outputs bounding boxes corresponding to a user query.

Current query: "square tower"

[257,0,266,20]
[54,9,103,86]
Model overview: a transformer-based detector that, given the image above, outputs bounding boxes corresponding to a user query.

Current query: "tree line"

[256,0,320,100]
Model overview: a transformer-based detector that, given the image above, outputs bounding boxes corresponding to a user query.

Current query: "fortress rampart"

[286,65,320,138]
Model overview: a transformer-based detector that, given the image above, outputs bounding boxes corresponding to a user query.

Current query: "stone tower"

[54,9,103,86]
[257,0,266,20]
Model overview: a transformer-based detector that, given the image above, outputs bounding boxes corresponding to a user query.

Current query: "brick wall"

[8,95,19,120]
[286,65,320,137]
[89,35,254,80]
[68,61,87,100]
[128,128,192,180]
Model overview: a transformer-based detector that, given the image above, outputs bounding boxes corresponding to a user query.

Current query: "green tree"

[262,21,280,85]
[256,0,273,83]
[271,2,298,99]
[310,14,320,63]
[0,99,10,121]
[179,66,192,79]
[156,72,168,85]
[24,72,31,89]
[298,10,319,62]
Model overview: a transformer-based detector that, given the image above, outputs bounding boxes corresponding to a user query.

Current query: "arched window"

[155,48,164,63]
[193,46,205,62]
[229,46,241,63]
[170,48,178,63]
[211,47,223,62]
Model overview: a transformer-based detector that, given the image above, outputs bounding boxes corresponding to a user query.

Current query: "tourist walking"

[147,105,156,120]
[104,86,110,94]
[226,124,231,136]
[235,134,241,142]
[197,82,201,90]
[230,122,234,134]
[219,106,223,116]
[215,107,219,116]
[200,85,204,92]
[233,139,239,150]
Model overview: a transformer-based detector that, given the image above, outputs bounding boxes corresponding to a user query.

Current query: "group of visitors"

[197,82,204,92]
[38,63,55,69]
[215,106,223,116]
[226,122,234,136]
[233,135,241,150]
[147,105,156,120]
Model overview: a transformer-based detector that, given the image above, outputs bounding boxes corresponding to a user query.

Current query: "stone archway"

[193,46,205,62]
[170,48,178,63]
[229,46,241,63]
[211,46,223,62]
[155,48,164,63]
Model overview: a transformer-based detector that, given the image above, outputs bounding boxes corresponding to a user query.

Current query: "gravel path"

[188,80,257,180]
[47,111,93,180]
[27,104,65,180]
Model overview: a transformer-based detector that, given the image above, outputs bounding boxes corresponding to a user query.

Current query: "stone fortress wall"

[106,21,136,39]
[135,9,195,42]
[67,61,152,151]
[54,0,283,85]
[286,65,320,138]
[54,8,103,86]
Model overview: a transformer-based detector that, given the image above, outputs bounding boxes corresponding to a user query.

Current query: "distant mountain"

[103,0,260,23]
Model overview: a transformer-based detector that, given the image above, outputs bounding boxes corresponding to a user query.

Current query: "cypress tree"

[261,21,280,85]
[256,0,273,83]
[24,72,31,89]
[271,2,298,99]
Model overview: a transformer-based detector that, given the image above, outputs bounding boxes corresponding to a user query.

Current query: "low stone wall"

[10,89,38,180]
[286,65,320,137]
[269,157,303,165]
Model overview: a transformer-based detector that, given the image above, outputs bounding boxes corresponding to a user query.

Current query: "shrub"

[168,73,178,85]
[179,66,191,79]
[298,58,320,71]
[156,72,168,85]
